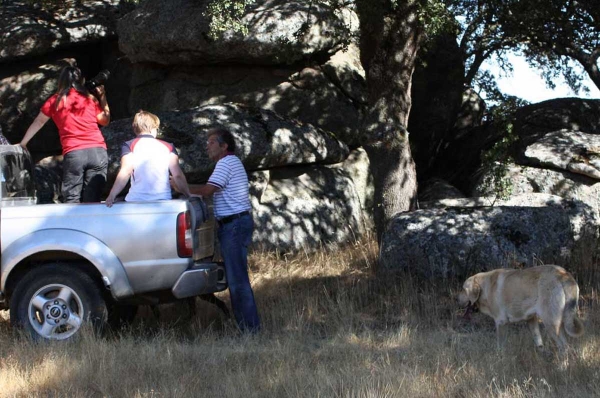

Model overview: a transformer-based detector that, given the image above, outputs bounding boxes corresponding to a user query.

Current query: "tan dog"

[458,265,584,352]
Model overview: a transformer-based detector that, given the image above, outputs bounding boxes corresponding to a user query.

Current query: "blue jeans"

[218,214,260,333]
[62,147,108,203]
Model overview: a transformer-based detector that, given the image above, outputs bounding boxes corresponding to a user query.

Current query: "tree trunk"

[571,47,600,92]
[356,0,420,243]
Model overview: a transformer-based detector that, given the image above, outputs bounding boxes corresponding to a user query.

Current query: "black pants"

[62,147,108,203]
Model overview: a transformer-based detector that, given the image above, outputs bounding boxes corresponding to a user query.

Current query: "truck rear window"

[1,145,35,204]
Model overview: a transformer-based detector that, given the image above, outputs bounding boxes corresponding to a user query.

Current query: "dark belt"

[217,210,250,226]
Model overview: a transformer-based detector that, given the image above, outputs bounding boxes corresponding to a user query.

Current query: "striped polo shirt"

[207,154,251,219]
[121,134,177,202]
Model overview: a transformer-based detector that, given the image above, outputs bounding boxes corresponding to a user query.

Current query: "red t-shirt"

[41,88,107,155]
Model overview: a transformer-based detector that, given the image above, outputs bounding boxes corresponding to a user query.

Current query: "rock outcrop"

[124,48,366,145]
[514,98,600,150]
[0,0,129,62]
[117,0,366,146]
[523,130,600,179]
[251,165,366,251]
[473,98,600,217]
[117,0,357,66]
[101,103,350,181]
[381,194,598,279]
[399,98,600,278]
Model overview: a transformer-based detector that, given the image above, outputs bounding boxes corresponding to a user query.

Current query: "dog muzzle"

[462,303,478,321]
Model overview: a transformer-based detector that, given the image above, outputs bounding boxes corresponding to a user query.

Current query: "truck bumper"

[171,262,227,299]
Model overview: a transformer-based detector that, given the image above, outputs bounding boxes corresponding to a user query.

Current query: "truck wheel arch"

[2,229,134,300]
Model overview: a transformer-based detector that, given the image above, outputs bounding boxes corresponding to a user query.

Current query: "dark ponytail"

[54,66,89,110]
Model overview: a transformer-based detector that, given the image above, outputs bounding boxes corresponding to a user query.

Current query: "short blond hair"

[132,110,160,135]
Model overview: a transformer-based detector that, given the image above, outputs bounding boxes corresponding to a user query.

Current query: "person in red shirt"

[20,66,111,203]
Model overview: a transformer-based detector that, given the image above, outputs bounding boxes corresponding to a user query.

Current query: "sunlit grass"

[0,237,599,397]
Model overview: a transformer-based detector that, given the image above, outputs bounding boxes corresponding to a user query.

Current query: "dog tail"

[561,276,584,338]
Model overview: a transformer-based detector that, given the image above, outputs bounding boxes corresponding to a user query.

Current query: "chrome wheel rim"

[28,283,84,340]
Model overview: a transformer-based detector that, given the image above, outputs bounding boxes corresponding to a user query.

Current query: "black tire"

[107,303,138,329]
[9,263,107,340]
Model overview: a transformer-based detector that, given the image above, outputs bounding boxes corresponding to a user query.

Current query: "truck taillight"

[177,211,193,257]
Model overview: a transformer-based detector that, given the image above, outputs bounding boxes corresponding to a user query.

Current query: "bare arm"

[168,153,191,197]
[20,112,50,148]
[189,183,219,197]
[105,154,134,207]
[94,85,110,126]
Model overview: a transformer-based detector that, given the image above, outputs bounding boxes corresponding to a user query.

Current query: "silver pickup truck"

[0,145,226,340]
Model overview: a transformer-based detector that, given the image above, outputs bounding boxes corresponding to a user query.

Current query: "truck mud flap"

[171,262,227,298]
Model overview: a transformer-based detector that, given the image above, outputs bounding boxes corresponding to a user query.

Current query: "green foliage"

[204,0,355,62]
[417,0,455,39]
[479,97,526,203]
[204,0,256,39]
[444,0,521,90]
[502,0,600,92]
[444,0,599,100]
[445,0,600,92]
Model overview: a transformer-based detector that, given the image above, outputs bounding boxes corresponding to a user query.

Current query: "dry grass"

[1,238,599,397]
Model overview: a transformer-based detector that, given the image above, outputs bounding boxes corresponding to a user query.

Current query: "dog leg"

[199,294,230,318]
[546,319,569,365]
[527,317,543,348]
[495,323,507,350]
[555,329,570,370]
[150,304,161,320]
[547,324,566,351]
[186,297,197,317]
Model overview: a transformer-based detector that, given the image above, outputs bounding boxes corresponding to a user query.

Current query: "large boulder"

[101,103,349,182]
[473,163,600,219]
[329,147,374,229]
[514,98,600,153]
[117,0,357,66]
[418,178,466,202]
[0,60,66,152]
[251,165,366,251]
[523,129,600,179]
[117,0,365,146]
[125,44,366,146]
[430,122,504,194]
[408,33,464,174]
[380,194,598,279]
[452,88,486,134]
[0,1,129,63]
[469,99,600,217]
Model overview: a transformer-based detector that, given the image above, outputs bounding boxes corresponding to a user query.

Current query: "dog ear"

[467,278,481,304]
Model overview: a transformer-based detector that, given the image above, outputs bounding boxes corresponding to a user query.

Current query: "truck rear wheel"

[9,264,107,340]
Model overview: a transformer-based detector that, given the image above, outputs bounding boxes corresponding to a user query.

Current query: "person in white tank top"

[105,110,191,207]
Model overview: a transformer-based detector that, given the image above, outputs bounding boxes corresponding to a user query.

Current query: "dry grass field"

[1,237,599,397]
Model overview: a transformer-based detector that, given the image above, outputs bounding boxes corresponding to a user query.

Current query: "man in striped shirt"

[190,128,260,333]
